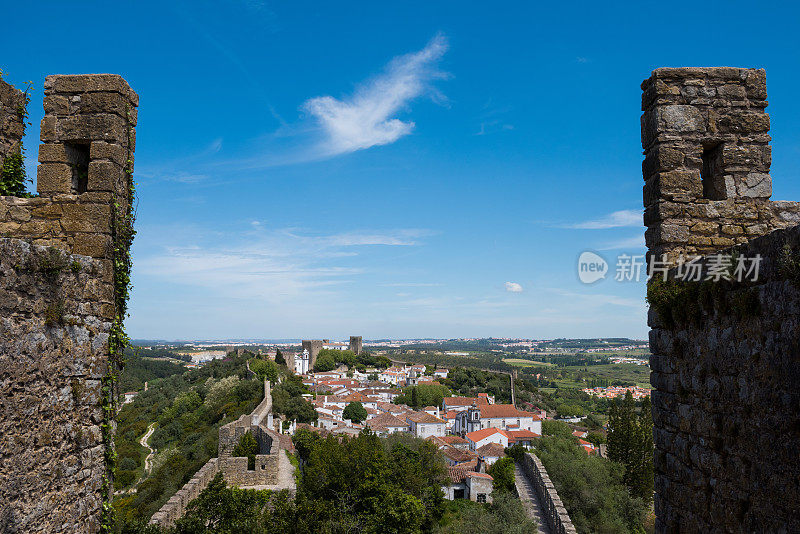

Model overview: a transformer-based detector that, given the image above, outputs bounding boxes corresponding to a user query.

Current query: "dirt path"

[140,422,156,474]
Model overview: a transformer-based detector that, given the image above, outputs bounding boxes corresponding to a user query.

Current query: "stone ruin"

[0,74,137,533]
[643,67,800,532]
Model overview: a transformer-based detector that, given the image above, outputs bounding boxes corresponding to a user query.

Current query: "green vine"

[100,105,137,533]
[0,74,33,197]
[647,275,760,329]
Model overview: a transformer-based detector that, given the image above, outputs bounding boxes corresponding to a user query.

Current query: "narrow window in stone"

[701,143,726,200]
[65,142,90,194]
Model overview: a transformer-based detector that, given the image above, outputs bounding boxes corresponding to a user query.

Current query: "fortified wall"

[518,452,577,534]
[150,380,286,528]
[0,74,137,533]
[643,68,800,532]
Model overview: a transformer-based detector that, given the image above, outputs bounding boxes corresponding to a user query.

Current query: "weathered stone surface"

[36,163,72,193]
[0,239,112,534]
[643,67,800,533]
[0,74,138,533]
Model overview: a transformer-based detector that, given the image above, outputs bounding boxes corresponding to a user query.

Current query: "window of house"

[476,494,487,503]
[701,143,726,200]
[454,488,465,499]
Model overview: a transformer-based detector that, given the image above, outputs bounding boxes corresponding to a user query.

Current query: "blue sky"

[3,1,800,340]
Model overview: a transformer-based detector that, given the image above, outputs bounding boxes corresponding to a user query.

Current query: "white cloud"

[505,281,523,293]
[136,225,431,302]
[599,235,646,250]
[565,209,642,230]
[303,33,448,156]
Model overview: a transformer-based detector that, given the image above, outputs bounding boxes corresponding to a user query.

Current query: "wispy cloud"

[136,224,432,302]
[599,235,646,250]
[504,281,523,293]
[303,33,449,156]
[563,209,642,230]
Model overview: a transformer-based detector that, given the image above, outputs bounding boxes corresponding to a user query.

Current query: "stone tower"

[301,339,322,370]
[642,68,800,532]
[348,335,363,355]
[641,67,800,264]
[0,74,137,533]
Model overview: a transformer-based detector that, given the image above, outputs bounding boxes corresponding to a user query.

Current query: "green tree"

[487,457,515,493]
[173,472,270,533]
[233,431,259,470]
[411,387,420,408]
[608,391,654,504]
[343,401,368,424]
[249,358,278,383]
[275,349,286,366]
[313,353,336,372]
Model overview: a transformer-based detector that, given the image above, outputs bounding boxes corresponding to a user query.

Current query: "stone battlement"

[643,68,800,533]
[0,73,137,533]
[641,67,800,263]
[150,380,286,528]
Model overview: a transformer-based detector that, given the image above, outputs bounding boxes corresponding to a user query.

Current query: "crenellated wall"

[641,67,800,263]
[0,74,137,533]
[518,452,577,534]
[643,68,800,533]
[150,380,288,529]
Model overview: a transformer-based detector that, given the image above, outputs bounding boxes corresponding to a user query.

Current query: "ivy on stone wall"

[647,275,761,330]
[101,106,137,533]
[0,77,32,197]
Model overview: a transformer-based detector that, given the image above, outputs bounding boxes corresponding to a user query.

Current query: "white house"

[465,427,509,450]
[454,403,541,435]
[406,411,447,439]
[366,412,409,435]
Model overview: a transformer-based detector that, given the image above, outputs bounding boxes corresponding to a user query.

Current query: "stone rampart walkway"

[515,464,550,534]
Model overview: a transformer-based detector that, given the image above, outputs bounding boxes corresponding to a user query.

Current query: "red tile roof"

[407,411,447,424]
[441,435,469,445]
[475,442,506,458]
[367,412,408,430]
[447,461,479,483]
[444,396,490,408]
[465,427,505,443]
[506,430,540,440]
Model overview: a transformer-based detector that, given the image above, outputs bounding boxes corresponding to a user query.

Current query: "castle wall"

[0,74,137,533]
[643,68,800,532]
[649,227,800,532]
[641,67,800,263]
[302,339,322,369]
[518,452,577,534]
[349,335,362,355]
[151,380,285,528]
[0,79,26,167]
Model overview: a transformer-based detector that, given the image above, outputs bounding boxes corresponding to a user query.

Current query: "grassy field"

[562,363,652,388]
[502,358,555,367]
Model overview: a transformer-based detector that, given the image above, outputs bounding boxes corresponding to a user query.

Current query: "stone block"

[72,233,112,258]
[87,161,124,193]
[659,105,705,133]
[55,113,128,144]
[47,74,139,106]
[43,95,69,115]
[89,141,126,166]
[60,203,111,233]
[739,172,771,198]
[716,111,770,134]
[79,92,136,124]
[37,163,72,194]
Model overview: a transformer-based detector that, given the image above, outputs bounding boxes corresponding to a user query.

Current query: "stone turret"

[641,67,800,264]
[0,74,137,533]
